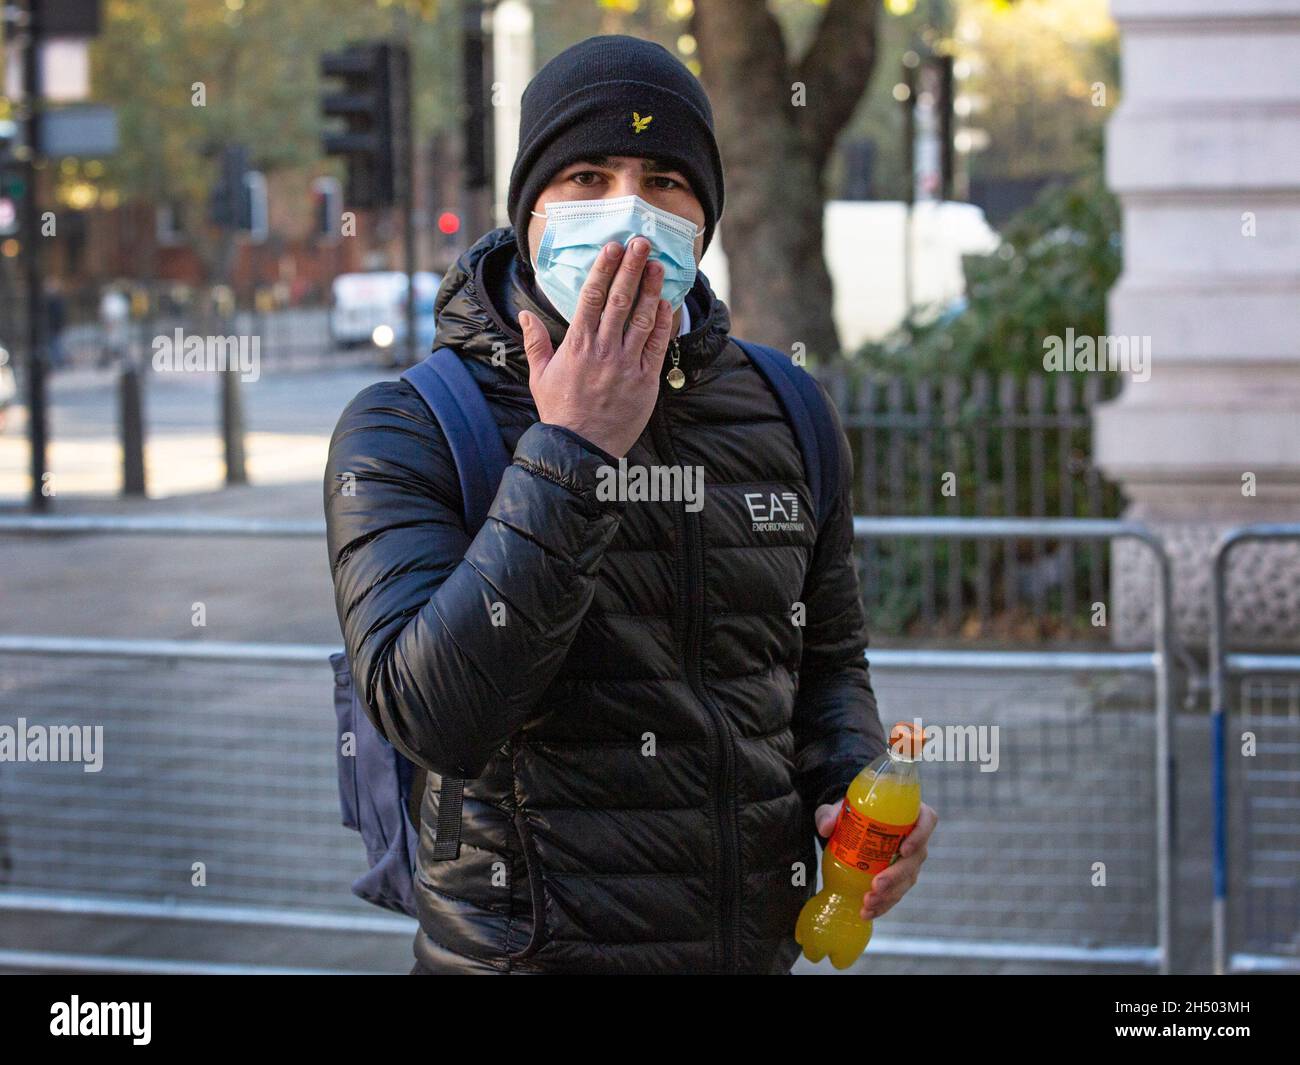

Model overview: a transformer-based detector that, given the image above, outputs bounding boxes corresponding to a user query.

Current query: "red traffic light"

[437,211,460,235]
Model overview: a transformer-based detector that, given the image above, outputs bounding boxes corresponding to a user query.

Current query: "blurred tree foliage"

[854,141,1121,377]
[833,0,1117,202]
[953,0,1118,184]
[89,0,456,271]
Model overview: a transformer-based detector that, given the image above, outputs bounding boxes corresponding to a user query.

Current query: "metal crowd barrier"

[1209,523,1300,975]
[853,518,1174,974]
[0,514,1177,973]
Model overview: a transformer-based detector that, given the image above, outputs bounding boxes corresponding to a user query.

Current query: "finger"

[519,311,554,381]
[639,299,674,377]
[861,852,922,913]
[876,847,927,898]
[862,869,916,919]
[814,800,843,839]
[862,894,899,921]
[621,260,665,356]
[900,803,938,858]
[596,236,651,355]
[869,855,921,899]
[863,879,915,920]
[569,242,625,337]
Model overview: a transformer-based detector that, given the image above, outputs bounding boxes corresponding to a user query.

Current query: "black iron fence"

[819,369,1125,639]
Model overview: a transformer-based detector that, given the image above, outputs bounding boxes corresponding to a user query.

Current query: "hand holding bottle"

[796,721,939,969]
[813,796,938,922]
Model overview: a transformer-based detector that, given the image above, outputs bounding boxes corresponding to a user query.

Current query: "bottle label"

[828,804,914,875]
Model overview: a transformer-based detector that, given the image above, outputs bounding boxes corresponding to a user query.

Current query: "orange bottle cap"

[889,720,925,759]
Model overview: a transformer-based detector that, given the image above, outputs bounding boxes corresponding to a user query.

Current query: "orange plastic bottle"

[795,721,923,969]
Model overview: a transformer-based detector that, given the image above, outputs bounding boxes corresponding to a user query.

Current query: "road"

[0,355,394,503]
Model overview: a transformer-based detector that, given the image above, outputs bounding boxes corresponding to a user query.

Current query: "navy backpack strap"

[400,346,511,860]
[734,338,843,531]
[402,346,512,532]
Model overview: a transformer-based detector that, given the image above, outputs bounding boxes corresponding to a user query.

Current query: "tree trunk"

[692,0,879,362]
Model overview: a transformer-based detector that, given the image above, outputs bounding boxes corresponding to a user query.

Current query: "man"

[325,34,935,975]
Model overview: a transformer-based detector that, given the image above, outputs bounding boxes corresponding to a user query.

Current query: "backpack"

[330,340,844,916]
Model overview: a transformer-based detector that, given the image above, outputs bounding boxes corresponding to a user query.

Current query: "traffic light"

[900,52,957,204]
[209,143,267,237]
[320,41,411,210]
[0,120,19,197]
[209,143,247,228]
[931,55,955,203]
[0,122,19,233]
[311,176,342,239]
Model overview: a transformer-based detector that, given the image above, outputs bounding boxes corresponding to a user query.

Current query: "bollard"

[119,362,146,496]
[221,364,247,486]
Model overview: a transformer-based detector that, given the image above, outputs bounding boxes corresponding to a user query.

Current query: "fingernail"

[606,242,623,258]
[647,261,662,278]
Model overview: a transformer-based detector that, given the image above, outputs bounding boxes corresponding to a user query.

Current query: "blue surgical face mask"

[530,194,700,324]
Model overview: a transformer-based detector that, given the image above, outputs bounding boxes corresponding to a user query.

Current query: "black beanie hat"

[507,34,725,270]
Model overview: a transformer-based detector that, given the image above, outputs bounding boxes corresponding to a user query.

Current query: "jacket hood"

[433,226,733,388]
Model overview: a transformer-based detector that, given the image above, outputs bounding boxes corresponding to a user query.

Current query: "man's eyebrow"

[641,158,685,175]
[563,155,685,176]
[566,155,615,169]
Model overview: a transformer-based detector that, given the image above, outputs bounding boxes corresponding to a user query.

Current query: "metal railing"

[0,513,1178,973]
[1210,523,1300,975]
[853,518,1174,973]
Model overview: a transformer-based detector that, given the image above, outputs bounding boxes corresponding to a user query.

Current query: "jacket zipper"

[650,343,742,974]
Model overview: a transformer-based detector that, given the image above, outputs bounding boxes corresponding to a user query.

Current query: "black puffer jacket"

[325,227,884,974]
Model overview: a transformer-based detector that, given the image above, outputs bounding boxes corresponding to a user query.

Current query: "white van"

[329,271,441,350]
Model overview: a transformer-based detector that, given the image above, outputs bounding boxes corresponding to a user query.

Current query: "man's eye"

[649,176,680,191]
[571,171,601,185]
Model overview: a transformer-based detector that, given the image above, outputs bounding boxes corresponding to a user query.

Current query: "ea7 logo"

[745,491,803,532]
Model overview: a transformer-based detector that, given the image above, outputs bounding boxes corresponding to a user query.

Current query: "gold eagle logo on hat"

[631,112,653,134]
